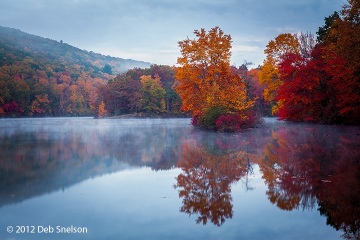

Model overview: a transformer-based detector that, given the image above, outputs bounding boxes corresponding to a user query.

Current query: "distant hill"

[0,25,153,117]
[0,26,151,75]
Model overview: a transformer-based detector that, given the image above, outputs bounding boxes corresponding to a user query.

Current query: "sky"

[0,0,344,67]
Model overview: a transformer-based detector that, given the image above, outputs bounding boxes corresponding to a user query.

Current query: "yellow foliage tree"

[176,27,254,118]
[259,33,300,115]
[139,75,166,113]
[97,101,106,118]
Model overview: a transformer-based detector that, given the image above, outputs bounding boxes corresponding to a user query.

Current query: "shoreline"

[104,112,191,119]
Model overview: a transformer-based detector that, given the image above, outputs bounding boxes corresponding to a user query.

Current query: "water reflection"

[259,124,360,239]
[0,118,359,239]
[174,138,255,226]
[174,121,360,239]
[0,118,191,207]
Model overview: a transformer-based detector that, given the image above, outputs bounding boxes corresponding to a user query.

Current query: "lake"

[0,117,359,240]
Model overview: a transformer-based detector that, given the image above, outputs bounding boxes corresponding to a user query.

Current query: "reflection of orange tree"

[259,125,360,239]
[174,139,255,226]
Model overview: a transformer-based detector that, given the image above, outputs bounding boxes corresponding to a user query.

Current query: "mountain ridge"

[0,25,151,117]
[0,25,151,74]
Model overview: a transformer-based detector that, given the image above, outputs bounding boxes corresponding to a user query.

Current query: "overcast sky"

[0,0,344,67]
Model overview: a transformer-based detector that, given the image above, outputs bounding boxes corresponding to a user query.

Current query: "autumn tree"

[150,65,182,113]
[318,0,360,123]
[259,33,300,115]
[275,0,359,124]
[100,65,183,117]
[139,75,166,113]
[97,101,107,118]
[316,11,340,43]
[176,27,255,131]
[102,73,141,115]
[246,67,270,115]
[29,94,51,116]
[0,97,4,115]
[319,0,360,75]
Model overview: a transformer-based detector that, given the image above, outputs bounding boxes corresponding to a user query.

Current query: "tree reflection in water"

[174,123,360,239]
[1,119,359,238]
[174,138,255,226]
[260,125,360,240]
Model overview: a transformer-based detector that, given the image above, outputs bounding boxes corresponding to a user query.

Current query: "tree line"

[0,51,263,119]
[174,0,359,130]
[0,0,358,128]
[259,0,359,124]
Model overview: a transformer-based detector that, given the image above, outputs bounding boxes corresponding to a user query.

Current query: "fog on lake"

[0,117,359,240]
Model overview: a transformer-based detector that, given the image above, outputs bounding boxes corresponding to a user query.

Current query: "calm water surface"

[0,117,359,240]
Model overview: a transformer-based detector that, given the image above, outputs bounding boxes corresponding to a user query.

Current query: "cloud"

[0,0,344,67]
[232,44,260,53]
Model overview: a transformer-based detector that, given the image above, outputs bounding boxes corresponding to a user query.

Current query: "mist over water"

[0,117,359,240]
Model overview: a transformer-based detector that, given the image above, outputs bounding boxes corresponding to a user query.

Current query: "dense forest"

[100,64,267,118]
[0,25,266,118]
[175,0,359,130]
[0,0,359,126]
[0,26,150,117]
[259,0,359,125]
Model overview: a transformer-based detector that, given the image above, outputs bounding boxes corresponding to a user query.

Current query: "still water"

[0,117,359,240]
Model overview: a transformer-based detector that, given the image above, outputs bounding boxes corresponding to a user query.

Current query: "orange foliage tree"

[29,94,51,116]
[175,27,255,130]
[259,33,300,115]
[97,101,107,118]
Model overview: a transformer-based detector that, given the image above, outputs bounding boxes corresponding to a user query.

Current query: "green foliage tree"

[101,65,182,116]
[139,75,166,113]
[149,65,181,113]
[102,64,112,75]
[316,11,340,43]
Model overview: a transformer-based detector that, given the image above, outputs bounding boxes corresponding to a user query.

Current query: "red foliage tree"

[277,45,359,124]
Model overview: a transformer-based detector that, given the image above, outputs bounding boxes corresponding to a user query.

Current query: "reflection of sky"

[1,166,340,240]
[230,165,336,240]
[1,117,357,239]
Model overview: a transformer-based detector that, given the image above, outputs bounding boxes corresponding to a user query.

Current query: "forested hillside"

[0,26,151,117]
[0,26,150,74]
